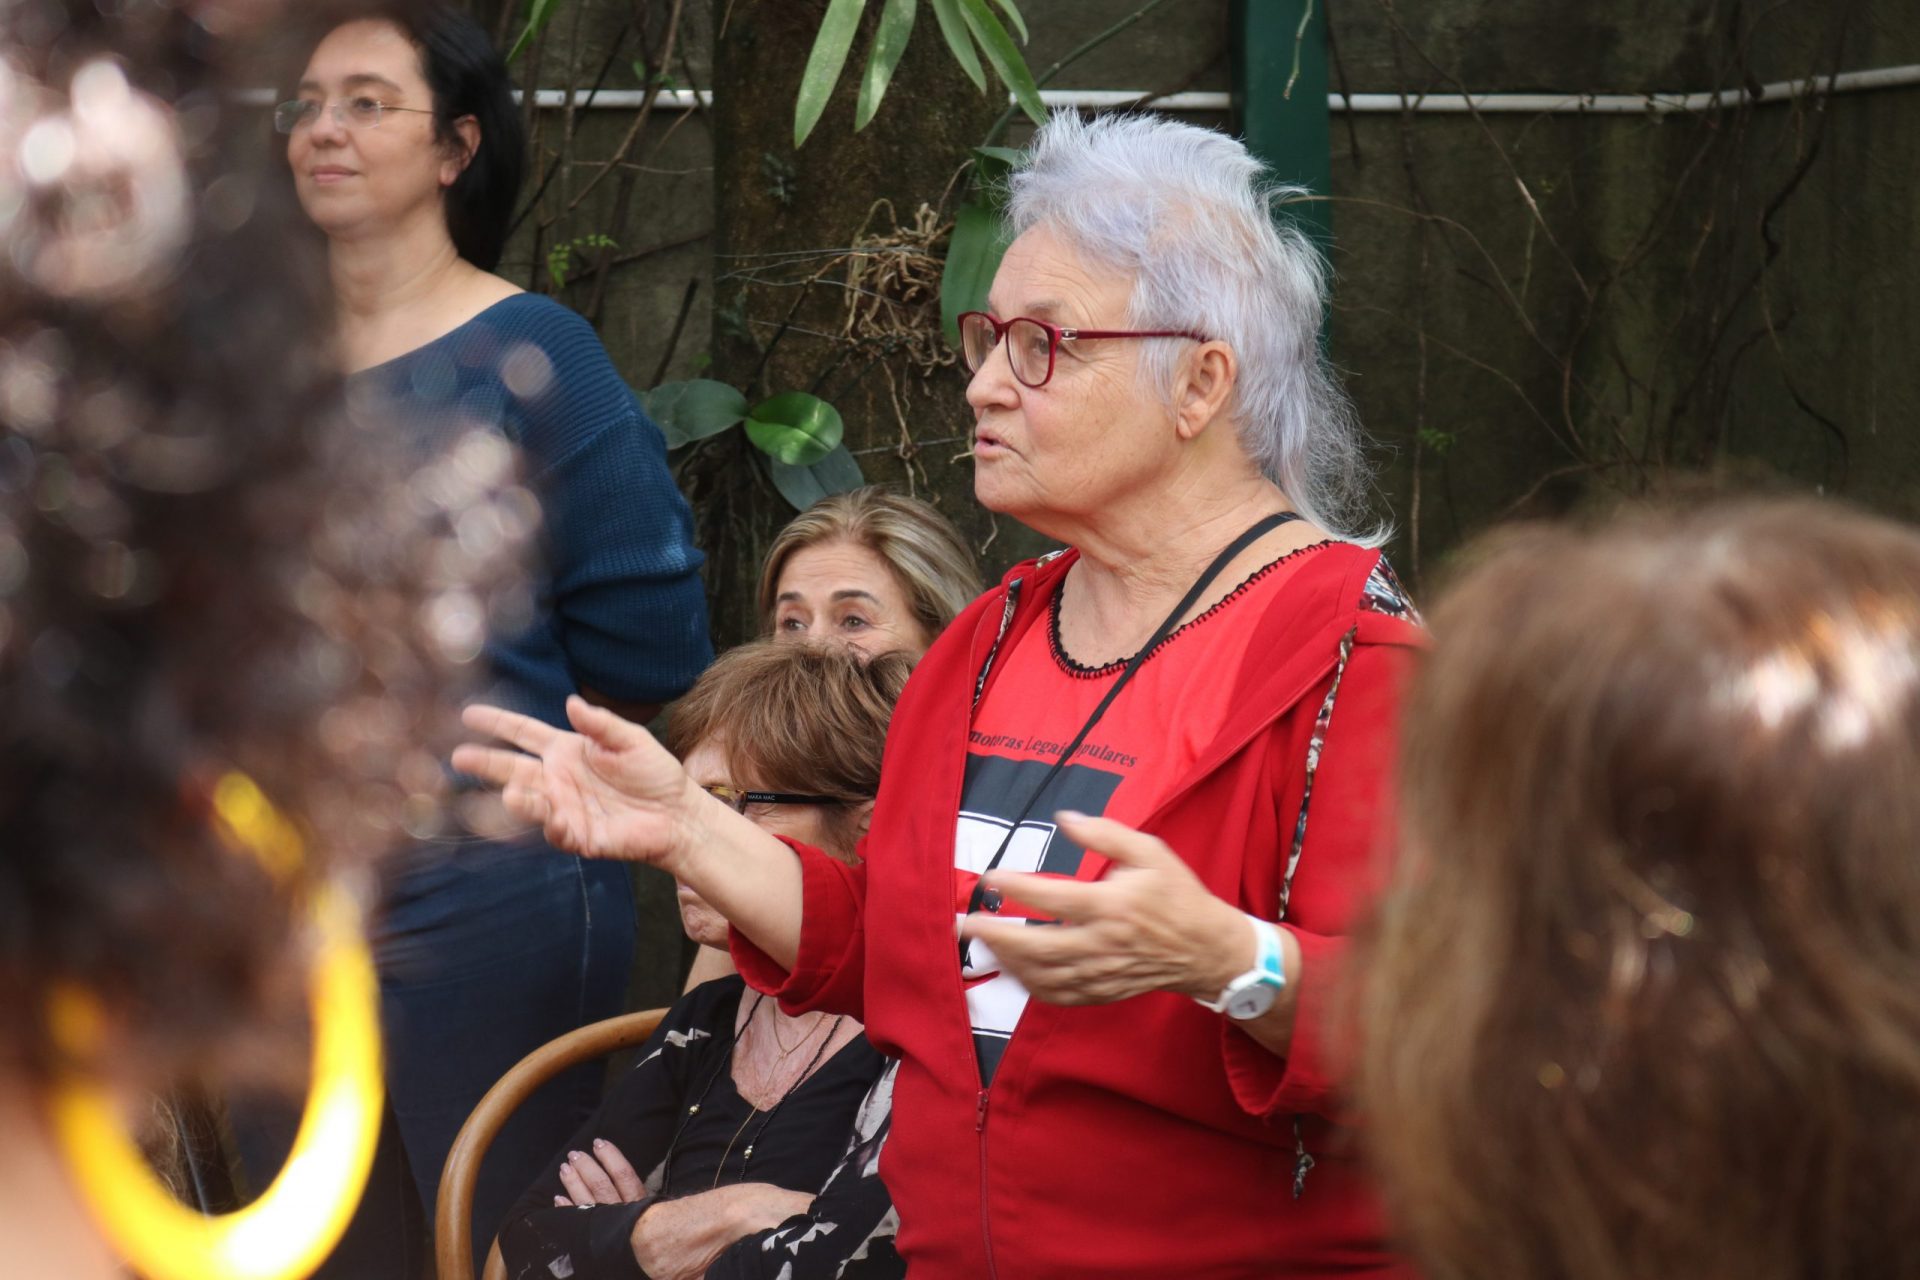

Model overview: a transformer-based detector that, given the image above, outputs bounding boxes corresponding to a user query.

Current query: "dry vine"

[1340,0,1865,581]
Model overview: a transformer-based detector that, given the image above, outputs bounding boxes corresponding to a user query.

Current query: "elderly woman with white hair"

[458,113,1422,1278]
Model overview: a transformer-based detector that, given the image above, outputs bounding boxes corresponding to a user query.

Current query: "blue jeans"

[236,835,636,1277]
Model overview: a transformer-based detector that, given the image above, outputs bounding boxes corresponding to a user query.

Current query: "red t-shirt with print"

[955,541,1335,1082]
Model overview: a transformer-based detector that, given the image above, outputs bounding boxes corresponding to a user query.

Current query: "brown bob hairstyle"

[1356,498,1920,1280]
[665,642,913,857]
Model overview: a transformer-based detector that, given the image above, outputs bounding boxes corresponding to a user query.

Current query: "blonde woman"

[760,487,981,656]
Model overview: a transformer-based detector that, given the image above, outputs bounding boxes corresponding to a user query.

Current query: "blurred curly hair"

[0,1,526,1087]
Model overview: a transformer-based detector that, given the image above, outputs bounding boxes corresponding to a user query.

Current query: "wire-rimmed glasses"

[956,311,1210,389]
[274,96,436,135]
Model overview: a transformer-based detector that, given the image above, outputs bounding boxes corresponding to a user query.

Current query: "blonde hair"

[758,487,982,648]
[1358,498,1920,1280]
[665,641,912,857]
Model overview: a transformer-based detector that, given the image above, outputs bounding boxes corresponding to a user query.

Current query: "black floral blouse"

[498,975,902,1279]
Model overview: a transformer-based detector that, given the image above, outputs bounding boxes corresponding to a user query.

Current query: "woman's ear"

[1171,340,1237,443]
[852,799,876,842]
[440,115,480,187]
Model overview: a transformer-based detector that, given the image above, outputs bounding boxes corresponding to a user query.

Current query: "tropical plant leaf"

[991,0,1028,43]
[643,379,749,448]
[940,199,1011,346]
[973,145,1025,170]
[794,0,868,148]
[745,392,844,466]
[506,0,563,64]
[769,443,866,511]
[970,145,1022,212]
[928,0,987,93]
[958,0,1045,125]
[854,0,918,131]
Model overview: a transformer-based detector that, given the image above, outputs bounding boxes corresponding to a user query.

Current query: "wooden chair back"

[435,1007,668,1280]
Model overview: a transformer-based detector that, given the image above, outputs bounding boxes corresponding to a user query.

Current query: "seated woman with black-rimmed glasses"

[498,642,910,1280]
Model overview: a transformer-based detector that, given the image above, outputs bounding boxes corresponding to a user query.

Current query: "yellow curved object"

[46,773,384,1280]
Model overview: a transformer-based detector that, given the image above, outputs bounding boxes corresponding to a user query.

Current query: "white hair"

[1006,112,1384,544]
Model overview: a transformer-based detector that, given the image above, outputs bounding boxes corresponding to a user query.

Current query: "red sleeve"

[728,835,871,1020]
[1221,637,1414,1122]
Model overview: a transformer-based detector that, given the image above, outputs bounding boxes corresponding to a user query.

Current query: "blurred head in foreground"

[1358,498,1920,1280]
[0,0,520,1093]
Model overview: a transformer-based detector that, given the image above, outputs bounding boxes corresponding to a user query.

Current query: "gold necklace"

[762,998,827,1057]
[711,1104,760,1189]
[711,1010,845,1188]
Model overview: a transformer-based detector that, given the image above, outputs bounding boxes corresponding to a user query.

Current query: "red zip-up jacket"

[735,542,1423,1279]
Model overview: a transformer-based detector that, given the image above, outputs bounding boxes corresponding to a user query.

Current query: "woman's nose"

[964,341,1019,412]
[307,102,349,144]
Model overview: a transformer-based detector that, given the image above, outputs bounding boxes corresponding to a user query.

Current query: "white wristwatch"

[1195,913,1287,1021]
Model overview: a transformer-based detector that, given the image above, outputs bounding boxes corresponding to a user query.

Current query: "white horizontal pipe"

[1329,63,1920,114]
[237,63,1920,116]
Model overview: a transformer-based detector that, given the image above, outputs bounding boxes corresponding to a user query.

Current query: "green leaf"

[506,0,563,65]
[644,379,749,448]
[769,443,866,511]
[973,145,1025,170]
[940,200,1011,346]
[744,392,844,466]
[970,145,1023,211]
[794,0,867,148]
[854,0,918,131]
[958,0,1044,125]
[992,0,1028,43]
[928,0,987,93]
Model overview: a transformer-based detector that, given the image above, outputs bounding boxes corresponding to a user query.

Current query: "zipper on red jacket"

[1292,1115,1315,1199]
[976,1089,1000,1279]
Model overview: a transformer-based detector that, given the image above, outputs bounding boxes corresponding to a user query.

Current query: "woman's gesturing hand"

[453,694,699,873]
[958,811,1296,1013]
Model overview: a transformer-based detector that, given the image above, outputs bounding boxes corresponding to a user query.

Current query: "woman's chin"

[971,468,1033,521]
[295,198,372,241]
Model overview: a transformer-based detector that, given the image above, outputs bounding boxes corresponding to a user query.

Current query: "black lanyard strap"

[960,511,1301,940]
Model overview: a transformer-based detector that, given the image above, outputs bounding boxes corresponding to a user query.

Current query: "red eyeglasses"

[956,311,1210,389]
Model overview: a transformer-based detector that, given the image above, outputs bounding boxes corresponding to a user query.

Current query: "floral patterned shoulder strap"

[1281,553,1419,920]
[1284,552,1419,1201]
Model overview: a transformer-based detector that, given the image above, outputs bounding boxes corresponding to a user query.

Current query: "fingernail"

[592,1138,608,1149]
[568,1150,585,1161]
[1056,809,1086,822]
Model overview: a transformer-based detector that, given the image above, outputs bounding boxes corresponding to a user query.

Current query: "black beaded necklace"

[657,993,846,1193]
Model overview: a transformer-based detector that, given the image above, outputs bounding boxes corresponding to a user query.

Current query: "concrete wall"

[508,0,1918,600]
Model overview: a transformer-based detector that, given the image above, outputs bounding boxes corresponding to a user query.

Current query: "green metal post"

[1229,0,1334,256]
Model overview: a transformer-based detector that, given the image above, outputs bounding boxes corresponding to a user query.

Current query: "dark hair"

[665,642,914,856]
[1357,499,1920,1280]
[307,3,525,269]
[0,4,526,1085]
[406,5,524,270]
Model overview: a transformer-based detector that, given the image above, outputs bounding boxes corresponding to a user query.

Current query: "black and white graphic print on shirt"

[955,753,1128,1083]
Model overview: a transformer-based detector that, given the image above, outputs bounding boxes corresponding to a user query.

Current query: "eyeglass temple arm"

[1056,328,1212,341]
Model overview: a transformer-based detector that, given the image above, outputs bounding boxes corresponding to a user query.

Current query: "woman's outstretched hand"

[452,694,697,873]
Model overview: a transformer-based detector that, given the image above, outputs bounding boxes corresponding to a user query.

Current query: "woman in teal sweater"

[245,7,710,1274]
